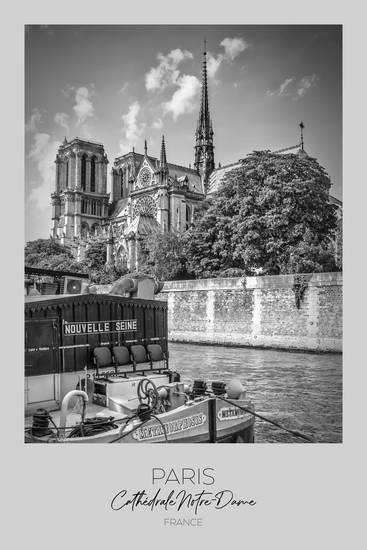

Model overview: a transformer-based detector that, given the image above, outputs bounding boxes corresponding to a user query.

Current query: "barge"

[24,274,255,443]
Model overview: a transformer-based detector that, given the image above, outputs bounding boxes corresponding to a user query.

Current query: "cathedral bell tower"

[194,41,215,193]
[51,137,109,244]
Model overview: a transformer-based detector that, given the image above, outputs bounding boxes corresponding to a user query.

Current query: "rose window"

[132,196,157,219]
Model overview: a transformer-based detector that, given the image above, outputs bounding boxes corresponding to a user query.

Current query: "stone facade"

[107,139,204,270]
[51,137,109,244]
[158,273,342,352]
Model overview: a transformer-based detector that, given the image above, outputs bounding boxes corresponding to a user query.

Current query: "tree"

[139,231,189,281]
[82,239,107,270]
[81,239,127,284]
[185,151,338,277]
[25,239,84,273]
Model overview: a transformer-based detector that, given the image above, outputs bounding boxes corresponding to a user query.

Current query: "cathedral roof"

[114,151,204,194]
[207,161,241,195]
[329,194,342,207]
[124,214,161,237]
[297,147,309,159]
[109,198,129,219]
[59,137,105,152]
[168,164,203,193]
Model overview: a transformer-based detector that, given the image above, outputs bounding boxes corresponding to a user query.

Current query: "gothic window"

[120,170,124,197]
[65,161,69,188]
[186,205,191,230]
[81,154,87,191]
[137,167,152,188]
[90,156,96,192]
[81,222,89,238]
[132,195,157,219]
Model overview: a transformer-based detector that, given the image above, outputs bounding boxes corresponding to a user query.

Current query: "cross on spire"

[299,121,305,150]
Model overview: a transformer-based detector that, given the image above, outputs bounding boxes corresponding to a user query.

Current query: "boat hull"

[25,397,255,444]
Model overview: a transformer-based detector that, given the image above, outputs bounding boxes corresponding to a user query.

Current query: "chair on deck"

[112,346,133,376]
[130,344,151,374]
[146,343,168,371]
[93,347,115,377]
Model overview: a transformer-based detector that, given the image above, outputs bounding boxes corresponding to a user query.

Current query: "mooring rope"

[214,394,315,443]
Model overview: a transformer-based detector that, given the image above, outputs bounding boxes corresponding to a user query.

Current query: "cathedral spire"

[160,135,167,168]
[158,134,169,181]
[194,40,215,193]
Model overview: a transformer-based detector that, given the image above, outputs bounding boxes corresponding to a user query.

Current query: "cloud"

[61,84,74,98]
[54,112,70,130]
[163,74,201,120]
[220,37,249,61]
[73,85,95,125]
[296,74,318,97]
[25,108,44,133]
[119,101,146,153]
[27,133,60,210]
[152,118,163,130]
[206,52,223,80]
[145,49,193,91]
[78,124,93,140]
[119,82,129,94]
[148,39,247,120]
[266,74,318,99]
[206,36,249,81]
[266,77,294,97]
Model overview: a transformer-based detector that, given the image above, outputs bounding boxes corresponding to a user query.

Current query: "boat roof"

[24,292,166,309]
[25,294,82,303]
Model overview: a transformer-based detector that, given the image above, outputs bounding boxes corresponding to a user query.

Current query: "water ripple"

[169,343,342,444]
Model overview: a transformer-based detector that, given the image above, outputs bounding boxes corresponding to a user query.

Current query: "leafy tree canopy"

[139,231,190,281]
[80,239,128,284]
[82,239,107,270]
[25,238,127,284]
[185,151,338,277]
[25,239,83,273]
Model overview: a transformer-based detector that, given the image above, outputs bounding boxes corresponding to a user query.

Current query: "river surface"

[168,343,342,444]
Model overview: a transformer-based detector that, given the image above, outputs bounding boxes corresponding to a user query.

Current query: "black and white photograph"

[3,0,366,547]
[24,24,342,445]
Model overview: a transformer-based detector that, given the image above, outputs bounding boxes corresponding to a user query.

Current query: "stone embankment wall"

[158,273,342,352]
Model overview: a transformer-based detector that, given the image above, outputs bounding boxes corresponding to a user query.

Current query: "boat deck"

[24,402,128,430]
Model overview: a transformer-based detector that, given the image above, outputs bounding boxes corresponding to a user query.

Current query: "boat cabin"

[25,291,168,414]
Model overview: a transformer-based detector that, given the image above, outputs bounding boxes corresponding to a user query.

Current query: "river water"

[168,343,342,444]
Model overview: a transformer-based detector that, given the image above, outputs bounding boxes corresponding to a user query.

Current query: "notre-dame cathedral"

[51,48,342,270]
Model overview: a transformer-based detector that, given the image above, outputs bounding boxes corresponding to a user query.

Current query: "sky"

[25,25,342,242]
